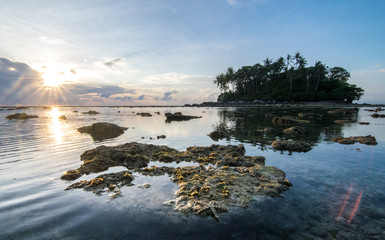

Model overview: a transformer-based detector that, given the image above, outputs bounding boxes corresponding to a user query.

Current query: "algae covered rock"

[331,135,377,145]
[78,122,128,141]
[271,140,312,152]
[6,113,39,120]
[65,171,134,196]
[61,142,292,220]
[283,126,307,136]
[272,116,309,125]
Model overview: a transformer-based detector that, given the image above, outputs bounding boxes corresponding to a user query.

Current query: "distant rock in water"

[272,116,309,125]
[137,112,152,117]
[165,112,202,122]
[371,113,385,118]
[271,140,312,152]
[358,122,370,125]
[331,135,377,145]
[82,110,100,115]
[59,115,66,120]
[283,126,307,136]
[6,113,39,120]
[77,122,128,141]
[61,142,292,220]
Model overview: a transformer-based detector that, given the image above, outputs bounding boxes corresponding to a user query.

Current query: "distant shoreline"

[1,101,385,109]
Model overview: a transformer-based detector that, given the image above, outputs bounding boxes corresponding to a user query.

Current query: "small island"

[213,52,364,104]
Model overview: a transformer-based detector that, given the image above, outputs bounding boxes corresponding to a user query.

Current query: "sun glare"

[42,71,65,87]
[37,64,73,87]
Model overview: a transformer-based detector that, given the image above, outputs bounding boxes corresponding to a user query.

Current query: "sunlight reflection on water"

[48,107,63,144]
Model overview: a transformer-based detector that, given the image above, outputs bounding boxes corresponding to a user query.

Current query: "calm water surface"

[0,106,384,239]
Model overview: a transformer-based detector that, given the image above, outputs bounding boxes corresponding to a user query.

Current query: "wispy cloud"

[103,57,125,70]
[39,37,67,45]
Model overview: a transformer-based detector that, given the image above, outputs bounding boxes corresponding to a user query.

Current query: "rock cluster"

[61,142,292,220]
[77,122,128,141]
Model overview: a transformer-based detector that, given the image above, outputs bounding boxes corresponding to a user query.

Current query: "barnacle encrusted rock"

[165,112,202,122]
[61,142,292,220]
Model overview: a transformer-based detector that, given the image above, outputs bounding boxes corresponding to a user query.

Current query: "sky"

[0,0,384,105]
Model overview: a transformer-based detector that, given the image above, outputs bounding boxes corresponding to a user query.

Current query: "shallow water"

[0,106,384,239]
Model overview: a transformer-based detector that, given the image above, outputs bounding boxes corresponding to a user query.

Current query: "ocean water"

[0,106,384,240]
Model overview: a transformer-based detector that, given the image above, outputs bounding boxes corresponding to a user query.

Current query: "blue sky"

[0,0,384,105]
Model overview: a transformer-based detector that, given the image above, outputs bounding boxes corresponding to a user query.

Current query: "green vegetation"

[214,52,364,103]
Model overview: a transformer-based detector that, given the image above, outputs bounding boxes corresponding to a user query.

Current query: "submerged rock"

[272,116,309,125]
[271,140,312,152]
[334,120,355,125]
[331,135,377,145]
[62,142,292,220]
[78,122,128,141]
[283,126,307,136]
[6,113,39,120]
[165,112,202,122]
[327,108,359,115]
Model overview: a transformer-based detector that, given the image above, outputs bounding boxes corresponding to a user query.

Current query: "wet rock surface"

[78,122,128,141]
[62,142,292,220]
[6,113,39,120]
[271,140,312,152]
[165,112,202,122]
[331,135,378,145]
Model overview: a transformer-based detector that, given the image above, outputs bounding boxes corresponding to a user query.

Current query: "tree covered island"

[214,52,364,103]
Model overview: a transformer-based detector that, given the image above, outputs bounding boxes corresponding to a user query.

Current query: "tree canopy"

[214,52,364,103]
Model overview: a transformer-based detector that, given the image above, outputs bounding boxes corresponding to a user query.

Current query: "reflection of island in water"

[208,107,359,152]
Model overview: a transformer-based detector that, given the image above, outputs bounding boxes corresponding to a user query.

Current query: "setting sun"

[42,70,65,87]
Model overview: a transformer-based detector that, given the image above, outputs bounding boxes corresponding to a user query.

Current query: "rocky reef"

[331,135,378,145]
[62,142,292,220]
[77,122,128,141]
[165,112,202,122]
[6,113,39,120]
